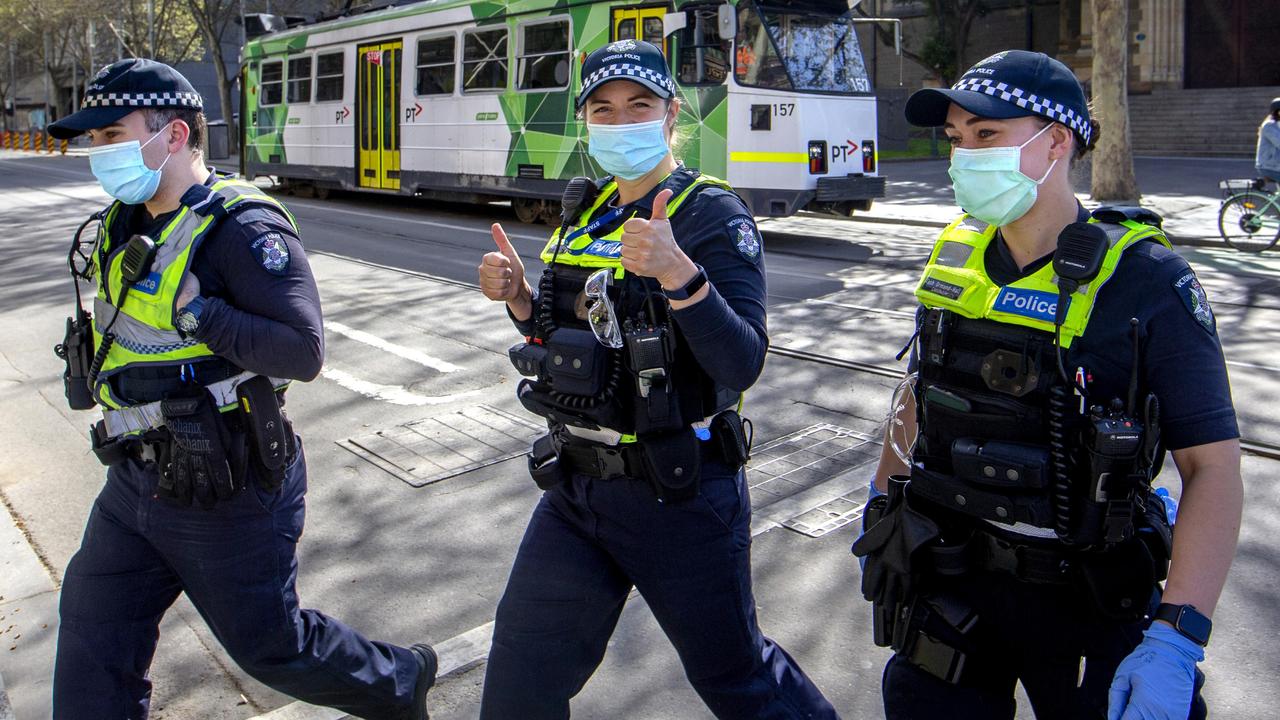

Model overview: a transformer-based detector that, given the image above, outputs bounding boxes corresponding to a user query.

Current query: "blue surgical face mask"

[88,126,173,204]
[587,118,670,180]
[947,122,1058,227]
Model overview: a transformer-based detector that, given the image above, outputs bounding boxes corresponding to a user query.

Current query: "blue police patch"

[992,286,1058,323]
[132,270,162,295]
[251,231,290,275]
[1172,270,1214,333]
[726,215,761,260]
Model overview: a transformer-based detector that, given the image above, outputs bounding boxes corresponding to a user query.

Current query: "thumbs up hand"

[479,223,533,319]
[620,189,695,289]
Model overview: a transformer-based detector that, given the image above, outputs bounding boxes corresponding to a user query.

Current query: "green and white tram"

[240,0,886,221]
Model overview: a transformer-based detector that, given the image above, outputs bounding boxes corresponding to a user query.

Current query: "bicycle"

[1217,177,1280,253]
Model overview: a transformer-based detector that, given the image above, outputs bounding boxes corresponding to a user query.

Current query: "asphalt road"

[1,152,1277,720]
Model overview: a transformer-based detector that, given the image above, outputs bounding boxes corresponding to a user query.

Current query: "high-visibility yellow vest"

[90,178,298,409]
[914,214,1171,347]
[539,173,733,274]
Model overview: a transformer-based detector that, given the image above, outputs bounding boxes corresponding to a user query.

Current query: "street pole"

[148,0,155,58]
[42,31,52,128]
[240,0,247,49]
[88,21,95,74]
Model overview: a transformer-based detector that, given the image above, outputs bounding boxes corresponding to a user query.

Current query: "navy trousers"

[480,460,838,719]
[881,570,1207,720]
[53,441,420,720]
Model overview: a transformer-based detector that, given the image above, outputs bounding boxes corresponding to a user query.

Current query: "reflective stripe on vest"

[538,174,733,272]
[90,178,298,409]
[913,214,1171,347]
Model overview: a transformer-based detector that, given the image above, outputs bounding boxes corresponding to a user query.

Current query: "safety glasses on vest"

[585,268,623,349]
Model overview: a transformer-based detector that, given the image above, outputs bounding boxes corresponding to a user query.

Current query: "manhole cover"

[747,423,879,501]
[339,404,543,487]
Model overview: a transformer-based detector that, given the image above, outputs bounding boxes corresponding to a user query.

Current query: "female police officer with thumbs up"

[476,40,837,719]
[853,50,1242,720]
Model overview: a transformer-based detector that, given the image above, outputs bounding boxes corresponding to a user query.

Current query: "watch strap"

[1154,603,1212,646]
[663,265,708,301]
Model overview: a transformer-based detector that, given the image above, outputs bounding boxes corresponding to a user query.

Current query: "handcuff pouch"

[638,428,701,503]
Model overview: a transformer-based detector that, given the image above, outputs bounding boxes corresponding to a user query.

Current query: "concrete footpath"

[840,156,1257,244]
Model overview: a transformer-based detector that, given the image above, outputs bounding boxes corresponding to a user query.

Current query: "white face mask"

[947,122,1058,227]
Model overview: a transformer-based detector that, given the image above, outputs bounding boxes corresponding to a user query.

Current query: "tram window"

[518,19,569,91]
[642,17,663,45]
[616,19,636,41]
[734,5,792,90]
[463,28,509,92]
[416,35,456,95]
[261,60,284,105]
[677,6,730,85]
[316,51,344,102]
[287,56,312,103]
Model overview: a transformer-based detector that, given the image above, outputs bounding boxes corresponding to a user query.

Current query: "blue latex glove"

[1107,622,1205,720]
[856,479,885,572]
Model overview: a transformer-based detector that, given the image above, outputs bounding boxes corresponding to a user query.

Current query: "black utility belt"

[528,411,753,503]
[90,377,296,509]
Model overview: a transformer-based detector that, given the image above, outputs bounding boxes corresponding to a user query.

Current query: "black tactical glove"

[159,390,237,509]
[851,480,941,612]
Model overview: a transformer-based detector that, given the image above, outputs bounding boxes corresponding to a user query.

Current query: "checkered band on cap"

[951,77,1091,144]
[81,91,203,111]
[582,63,675,96]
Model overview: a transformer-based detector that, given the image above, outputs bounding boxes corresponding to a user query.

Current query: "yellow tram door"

[612,6,668,52]
[356,39,403,190]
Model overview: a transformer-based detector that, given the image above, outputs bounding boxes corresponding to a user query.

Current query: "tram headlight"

[808,141,827,175]
[862,141,876,173]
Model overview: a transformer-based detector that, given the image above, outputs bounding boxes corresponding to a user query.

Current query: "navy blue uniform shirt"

[513,169,768,392]
[913,208,1239,452]
[123,172,324,382]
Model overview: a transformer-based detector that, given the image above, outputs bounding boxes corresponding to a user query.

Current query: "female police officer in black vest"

[477,40,837,719]
[853,51,1242,719]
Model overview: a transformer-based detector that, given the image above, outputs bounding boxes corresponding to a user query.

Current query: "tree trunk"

[1090,0,1140,202]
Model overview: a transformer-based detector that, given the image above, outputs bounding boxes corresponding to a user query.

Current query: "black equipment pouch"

[909,466,1055,528]
[710,410,752,467]
[158,390,237,509]
[56,314,97,410]
[638,428,701,503]
[1077,537,1157,620]
[1135,490,1172,583]
[851,476,942,643]
[545,328,607,397]
[951,439,1050,489]
[508,341,548,378]
[528,432,568,490]
[235,376,292,492]
[899,593,979,684]
[89,419,131,466]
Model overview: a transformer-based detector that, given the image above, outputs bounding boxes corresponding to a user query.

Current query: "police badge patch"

[251,232,291,275]
[726,215,761,261]
[1173,270,1214,333]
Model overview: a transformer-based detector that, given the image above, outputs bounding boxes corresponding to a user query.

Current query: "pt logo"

[831,139,859,163]
[404,102,423,122]
[335,106,350,124]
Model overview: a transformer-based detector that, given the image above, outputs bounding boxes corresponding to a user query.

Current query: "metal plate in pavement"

[338,404,542,487]
[747,423,879,502]
[781,494,867,538]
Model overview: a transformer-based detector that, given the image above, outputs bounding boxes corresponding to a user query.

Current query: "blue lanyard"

[562,204,629,245]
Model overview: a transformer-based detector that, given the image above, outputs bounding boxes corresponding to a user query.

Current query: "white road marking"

[321,367,478,406]
[1226,359,1280,374]
[286,197,546,243]
[326,321,462,373]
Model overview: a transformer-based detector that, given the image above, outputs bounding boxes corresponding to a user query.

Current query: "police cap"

[905,50,1092,147]
[576,39,675,110]
[49,58,203,140]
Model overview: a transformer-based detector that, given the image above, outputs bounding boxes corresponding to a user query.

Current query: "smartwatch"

[1154,603,1212,646]
[662,264,708,301]
[176,296,207,338]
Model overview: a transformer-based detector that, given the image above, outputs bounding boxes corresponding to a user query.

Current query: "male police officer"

[48,59,436,719]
